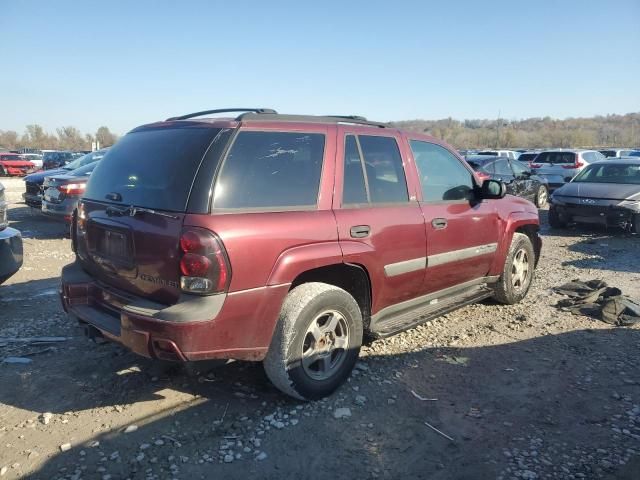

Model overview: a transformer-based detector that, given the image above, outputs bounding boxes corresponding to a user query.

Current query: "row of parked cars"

[461,148,640,233]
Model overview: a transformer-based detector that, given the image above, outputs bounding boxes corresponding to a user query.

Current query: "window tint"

[85,126,221,212]
[582,152,594,162]
[518,153,538,163]
[358,135,409,203]
[342,135,368,204]
[511,160,529,175]
[410,141,474,202]
[535,152,576,164]
[213,131,325,209]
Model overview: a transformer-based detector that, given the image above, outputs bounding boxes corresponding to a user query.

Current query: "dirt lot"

[0,176,638,480]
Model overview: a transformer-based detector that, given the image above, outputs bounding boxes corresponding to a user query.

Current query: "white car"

[531,149,606,191]
[20,153,43,169]
[476,149,521,160]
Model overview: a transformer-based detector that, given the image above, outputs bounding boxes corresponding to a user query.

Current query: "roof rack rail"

[236,112,388,128]
[166,108,277,121]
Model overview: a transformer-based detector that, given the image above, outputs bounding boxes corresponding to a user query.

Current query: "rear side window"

[535,152,576,164]
[486,159,513,176]
[213,131,325,210]
[341,135,409,205]
[84,126,221,212]
[411,141,474,202]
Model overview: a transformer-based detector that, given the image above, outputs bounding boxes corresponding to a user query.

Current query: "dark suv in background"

[61,108,541,400]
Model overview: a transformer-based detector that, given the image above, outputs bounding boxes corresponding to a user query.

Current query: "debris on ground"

[554,279,640,326]
[1,356,32,364]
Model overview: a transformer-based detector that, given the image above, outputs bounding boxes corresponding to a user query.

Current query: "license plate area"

[44,187,61,203]
[87,220,137,276]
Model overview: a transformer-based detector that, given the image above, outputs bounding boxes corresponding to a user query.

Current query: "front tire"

[263,282,363,401]
[548,206,568,228]
[493,232,535,305]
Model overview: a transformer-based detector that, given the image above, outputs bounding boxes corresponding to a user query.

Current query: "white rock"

[333,407,352,419]
[256,452,268,461]
[0,466,7,477]
[124,425,138,433]
[41,412,53,425]
[60,443,72,452]
[223,454,234,463]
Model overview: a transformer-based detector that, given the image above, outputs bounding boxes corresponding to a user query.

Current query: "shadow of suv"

[61,108,542,400]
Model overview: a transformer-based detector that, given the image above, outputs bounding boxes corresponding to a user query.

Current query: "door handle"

[350,225,370,238]
[432,218,448,230]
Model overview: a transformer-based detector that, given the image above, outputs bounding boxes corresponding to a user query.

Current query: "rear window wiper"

[106,205,179,220]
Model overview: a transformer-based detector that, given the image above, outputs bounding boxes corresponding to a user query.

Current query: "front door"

[408,139,500,294]
[333,131,427,315]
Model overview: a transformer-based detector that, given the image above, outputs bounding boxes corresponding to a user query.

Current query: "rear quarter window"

[212,131,325,210]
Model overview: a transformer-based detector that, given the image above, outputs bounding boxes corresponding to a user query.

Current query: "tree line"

[0,125,118,151]
[2,113,639,151]
[392,112,640,149]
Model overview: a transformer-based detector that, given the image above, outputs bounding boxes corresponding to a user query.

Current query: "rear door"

[510,159,536,201]
[486,158,518,196]
[333,128,426,314]
[408,139,500,294]
[77,124,228,305]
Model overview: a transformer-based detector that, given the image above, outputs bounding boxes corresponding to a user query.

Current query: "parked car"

[629,151,640,157]
[23,149,109,208]
[465,155,549,207]
[20,153,44,169]
[42,151,75,170]
[515,151,539,166]
[41,162,99,222]
[60,108,541,400]
[530,149,605,191]
[0,182,23,284]
[549,158,640,232]
[476,149,520,160]
[0,153,36,176]
[598,149,635,158]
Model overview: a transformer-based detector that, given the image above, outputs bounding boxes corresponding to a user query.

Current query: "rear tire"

[535,185,548,208]
[633,214,640,235]
[548,206,567,228]
[493,233,535,305]
[263,282,363,401]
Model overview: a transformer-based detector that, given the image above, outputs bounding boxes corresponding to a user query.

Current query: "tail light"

[179,228,230,295]
[562,160,584,169]
[57,183,86,196]
[530,163,542,168]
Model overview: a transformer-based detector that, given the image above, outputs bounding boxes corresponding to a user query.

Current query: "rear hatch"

[532,151,578,182]
[76,124,227,305]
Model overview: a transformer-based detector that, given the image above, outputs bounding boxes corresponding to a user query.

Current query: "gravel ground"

[0,177,638,480]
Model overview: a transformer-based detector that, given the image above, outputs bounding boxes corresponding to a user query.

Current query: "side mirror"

[479,179,507,199]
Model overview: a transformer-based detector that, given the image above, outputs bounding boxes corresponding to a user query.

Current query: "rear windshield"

[70,161,99,176]
[599,150,616,158]
[535,151,576,164]
[518,153,538,162]
[573,163,640,184]
[84,126,221,211]
[477,151,498,156]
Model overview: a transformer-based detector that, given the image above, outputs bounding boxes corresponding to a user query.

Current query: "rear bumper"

[0,227,23,284]
[23,192,43,208]
[4,167,33,176]
[60,261,288,362]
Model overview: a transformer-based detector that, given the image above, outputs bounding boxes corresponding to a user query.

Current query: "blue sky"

[1,0,639,135]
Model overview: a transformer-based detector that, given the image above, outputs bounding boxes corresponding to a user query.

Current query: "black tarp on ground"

[553,279,640,326]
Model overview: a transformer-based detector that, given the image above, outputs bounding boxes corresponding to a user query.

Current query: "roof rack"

[166,108,277,121]
[235,112,388,128]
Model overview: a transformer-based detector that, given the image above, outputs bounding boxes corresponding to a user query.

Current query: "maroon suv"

[61,108,542,400]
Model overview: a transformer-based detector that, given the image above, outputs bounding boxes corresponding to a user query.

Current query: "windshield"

[573,163,640,185]
[84,126,221,211]
[69,161,99,176]
[63,149,108,170]
[1,154,24,161]
[518,153,538,162]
